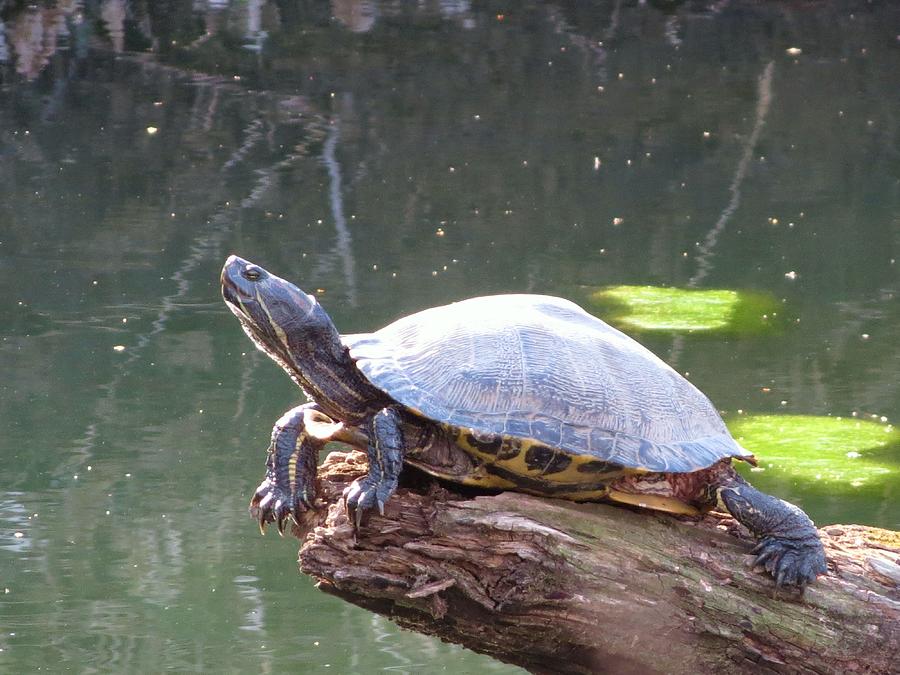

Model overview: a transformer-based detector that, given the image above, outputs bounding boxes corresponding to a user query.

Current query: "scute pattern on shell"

[345,294,752,473]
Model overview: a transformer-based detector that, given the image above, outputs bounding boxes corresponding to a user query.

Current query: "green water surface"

[1,1,898,672]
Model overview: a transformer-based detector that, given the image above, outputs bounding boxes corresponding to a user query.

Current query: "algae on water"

[727,414,899,487]
[588,285,783,334]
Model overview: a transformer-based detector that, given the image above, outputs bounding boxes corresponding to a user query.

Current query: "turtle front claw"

[751,536,827,590]
[342,478,378,529]
[342,474,395,529]
[249,478,313,535]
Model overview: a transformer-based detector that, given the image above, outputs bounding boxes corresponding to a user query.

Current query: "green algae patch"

[588,285,782,334]
[728,414,899,487]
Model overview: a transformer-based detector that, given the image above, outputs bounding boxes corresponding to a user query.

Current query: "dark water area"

[1,1,898,672]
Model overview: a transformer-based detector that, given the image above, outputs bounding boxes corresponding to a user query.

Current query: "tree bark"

[285,450,900,675]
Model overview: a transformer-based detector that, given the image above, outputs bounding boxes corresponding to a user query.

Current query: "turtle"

[221,255,827,589]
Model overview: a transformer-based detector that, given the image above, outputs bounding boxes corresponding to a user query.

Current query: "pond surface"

[1,1,898,672]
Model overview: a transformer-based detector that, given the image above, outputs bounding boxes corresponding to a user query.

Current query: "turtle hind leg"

[718,474,826,589]
[343,405,405,527]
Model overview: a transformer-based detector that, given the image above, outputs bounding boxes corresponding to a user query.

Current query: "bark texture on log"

[286,450,900,675]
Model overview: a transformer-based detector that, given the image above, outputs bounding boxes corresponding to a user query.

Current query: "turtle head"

[221,254,318,322]
[221,256,379,421]
[222,256,333,390]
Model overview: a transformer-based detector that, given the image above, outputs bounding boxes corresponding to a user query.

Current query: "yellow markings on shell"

[404,457,517,489]
[455,431,639,486]
[450,430,702,513]
[605,489,700,516]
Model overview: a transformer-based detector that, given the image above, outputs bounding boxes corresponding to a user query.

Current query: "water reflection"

[690,60,773,288]
[0,19,8,64]
[332,0,378,34]
[3,4,77,79]
[322,121,359,306]
[0,493,33,554]
[100,0,126,53]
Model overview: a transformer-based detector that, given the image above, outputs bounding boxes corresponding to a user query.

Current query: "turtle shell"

[344,294,752,473]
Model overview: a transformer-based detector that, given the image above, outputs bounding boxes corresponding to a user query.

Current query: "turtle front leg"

[250,403,347,535]
[718,474,826,589]
[344,406,405,527]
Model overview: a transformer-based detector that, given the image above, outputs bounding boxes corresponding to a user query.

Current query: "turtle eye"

[243,265,262,281]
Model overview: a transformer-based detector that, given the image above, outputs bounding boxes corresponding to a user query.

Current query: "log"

[283,450,900,675]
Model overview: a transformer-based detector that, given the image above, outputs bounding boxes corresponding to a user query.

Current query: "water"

[1,1,898,672]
